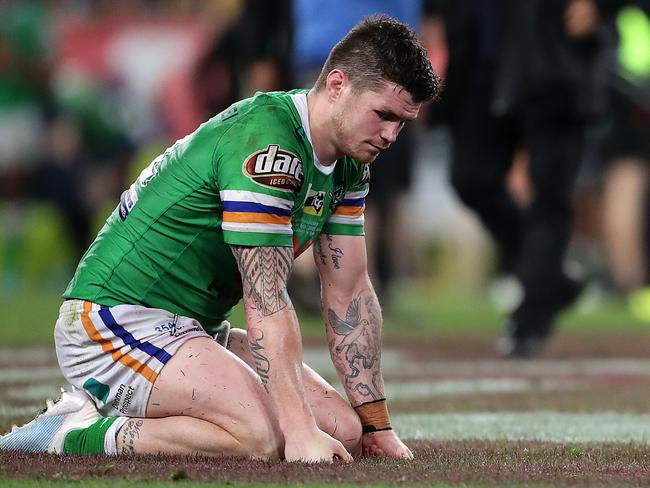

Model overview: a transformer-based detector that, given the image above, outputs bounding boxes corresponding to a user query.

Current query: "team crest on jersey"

[303,188,326,216]
[329,187,345,212]
[243,144,303,192]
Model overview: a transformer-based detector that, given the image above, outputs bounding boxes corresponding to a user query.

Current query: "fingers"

[333,440,354,463]
[361,431,414,459]
[401,446,414,460]
[327,431,353,463]
[285,434,353,463]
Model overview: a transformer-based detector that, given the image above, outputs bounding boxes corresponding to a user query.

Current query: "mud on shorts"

[54,300,231,418]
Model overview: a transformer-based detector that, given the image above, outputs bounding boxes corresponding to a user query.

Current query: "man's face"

[332,81,421,164]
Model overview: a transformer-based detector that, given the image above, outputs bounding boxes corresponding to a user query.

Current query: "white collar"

[290,92,337,175]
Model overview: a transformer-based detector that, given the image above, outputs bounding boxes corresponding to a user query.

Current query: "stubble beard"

[332,110,375,164]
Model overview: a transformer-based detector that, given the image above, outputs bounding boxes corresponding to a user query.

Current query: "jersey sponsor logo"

[111,383,136,415]
[243,144,303,192]
[303,188,326,216]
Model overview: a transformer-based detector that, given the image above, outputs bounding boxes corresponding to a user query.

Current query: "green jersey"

[64,90,369,330]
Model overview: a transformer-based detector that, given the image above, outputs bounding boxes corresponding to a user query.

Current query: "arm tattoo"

[119,419,144,455]
[231,246,293,317]
[315,235,345,270]
[248,327,270,392]
[327,291,383,404]
[314,239,328,266]
[326,235,344,270]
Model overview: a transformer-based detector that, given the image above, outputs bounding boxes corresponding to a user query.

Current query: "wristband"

[354,399,392,433]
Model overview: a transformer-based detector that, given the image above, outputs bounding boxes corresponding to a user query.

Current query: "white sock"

[104,417,128,455]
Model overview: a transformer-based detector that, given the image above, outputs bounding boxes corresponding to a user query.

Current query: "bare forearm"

[245,308,316,432]
[324,283,385,406]
[231,245,317,432]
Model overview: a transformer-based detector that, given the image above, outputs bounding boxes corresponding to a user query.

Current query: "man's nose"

[380,122,400,145]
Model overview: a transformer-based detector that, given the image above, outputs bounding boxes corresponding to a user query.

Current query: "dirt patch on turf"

[2,441,650,486]
[382,332,650,360]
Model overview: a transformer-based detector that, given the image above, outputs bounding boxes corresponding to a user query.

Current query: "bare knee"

[234,416,284,460]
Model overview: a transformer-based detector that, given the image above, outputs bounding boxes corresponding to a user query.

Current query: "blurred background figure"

[599,2,650,318]
[193,0,293,121]
[426,0,624,357]
[0,0,50,291]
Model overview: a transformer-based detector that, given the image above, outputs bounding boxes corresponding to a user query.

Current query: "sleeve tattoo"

[230,246,294,318]
[327,291,384,404]
[230,246,294,393]
[248,327,270,393]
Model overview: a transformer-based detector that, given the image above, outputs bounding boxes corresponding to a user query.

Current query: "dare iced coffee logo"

[243,144,303,192]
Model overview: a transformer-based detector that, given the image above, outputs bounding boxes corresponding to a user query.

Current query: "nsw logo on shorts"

[243,144,303,192]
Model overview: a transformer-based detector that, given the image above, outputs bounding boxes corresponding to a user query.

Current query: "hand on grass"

[284,428,353,463]
[362,430,413,459]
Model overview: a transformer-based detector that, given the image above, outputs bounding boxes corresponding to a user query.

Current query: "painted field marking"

[384,378,578,398]
[0,405,46,419]
[394,411,650,443]
[6,384,67,402]
[302,347,650,378]
[0,346,54,366]
[400,359,650,377]
[0,368,64,384]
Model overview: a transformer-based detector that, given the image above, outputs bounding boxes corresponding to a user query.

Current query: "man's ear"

[325,69,347,101]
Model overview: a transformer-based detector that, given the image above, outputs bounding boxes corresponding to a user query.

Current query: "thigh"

[147,336,278,433]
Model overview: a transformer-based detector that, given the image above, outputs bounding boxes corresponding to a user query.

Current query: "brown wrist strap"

[354,399,392,433]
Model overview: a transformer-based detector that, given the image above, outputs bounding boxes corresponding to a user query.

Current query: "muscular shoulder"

[217,92,302,148]
[213,91,309,193]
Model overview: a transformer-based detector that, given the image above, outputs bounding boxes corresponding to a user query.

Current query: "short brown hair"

[313,15,439,103]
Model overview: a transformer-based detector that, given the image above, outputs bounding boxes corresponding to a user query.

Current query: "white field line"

[0,404,45,419]
[0,347,55,366]
[302,347,650,378]
[3,346,650,378]
[6,384,67,402]
[0,368,64,383]
[397,359,650,377]
[394,411,650,444]
[385,378,578,398]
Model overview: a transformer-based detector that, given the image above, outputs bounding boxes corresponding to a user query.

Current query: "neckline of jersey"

[289,92,337,175]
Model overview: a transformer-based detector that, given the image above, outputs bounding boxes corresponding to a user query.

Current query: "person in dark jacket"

[427,0,622,356]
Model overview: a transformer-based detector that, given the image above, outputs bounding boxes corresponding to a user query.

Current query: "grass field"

[2,302,650,486]
[3,205,650,486]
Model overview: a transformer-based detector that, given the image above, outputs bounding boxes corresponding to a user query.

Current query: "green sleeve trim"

[322,222,365,236]
[223,231,293,247]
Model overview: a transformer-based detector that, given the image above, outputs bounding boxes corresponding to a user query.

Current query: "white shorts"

[54,300,229,418]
